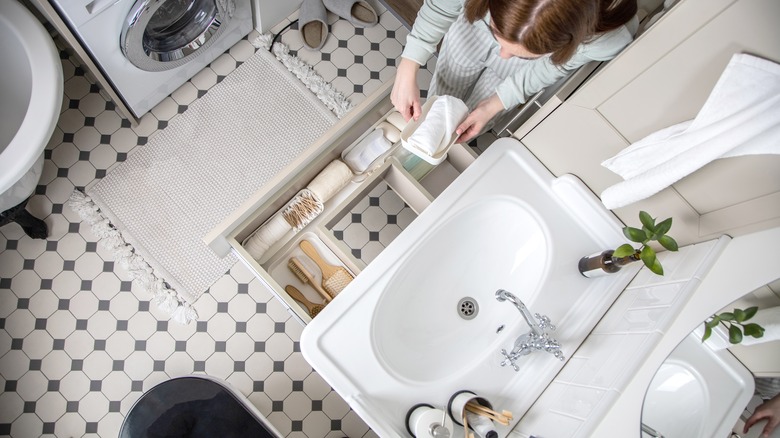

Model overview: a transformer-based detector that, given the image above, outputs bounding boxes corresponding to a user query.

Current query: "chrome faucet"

[495,289,565,371]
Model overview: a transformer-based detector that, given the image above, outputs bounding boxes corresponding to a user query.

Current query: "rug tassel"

[68,189,199,324]
[252,33,354,119]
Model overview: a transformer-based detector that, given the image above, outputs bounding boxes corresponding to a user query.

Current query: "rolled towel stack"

[243,159,354,261]
[405,95,468,158]
[243,214,291,260]
[305,159,354,206]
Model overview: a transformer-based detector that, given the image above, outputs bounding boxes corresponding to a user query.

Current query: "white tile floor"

[0,3,501,436]
[0,4,436,437]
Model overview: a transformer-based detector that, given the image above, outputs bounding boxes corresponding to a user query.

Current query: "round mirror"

[640,278,780,438]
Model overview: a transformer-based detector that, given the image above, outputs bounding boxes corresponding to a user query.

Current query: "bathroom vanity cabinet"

[206,81,476,325]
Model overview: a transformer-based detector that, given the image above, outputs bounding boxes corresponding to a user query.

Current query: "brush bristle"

[311,305,324,317]
[323,269,353,296]
[288,259,309,284]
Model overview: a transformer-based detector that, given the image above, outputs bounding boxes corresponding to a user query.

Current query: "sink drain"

[457,297,478,320]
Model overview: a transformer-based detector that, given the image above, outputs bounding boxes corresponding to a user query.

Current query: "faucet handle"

[500,349,521,371]
[534,313,556,331]
[541,335,566,361]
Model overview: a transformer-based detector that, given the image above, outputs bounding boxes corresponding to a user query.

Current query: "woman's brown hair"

[465,0,637,65]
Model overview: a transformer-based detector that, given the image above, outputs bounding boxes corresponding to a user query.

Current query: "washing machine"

[52,0,253,117]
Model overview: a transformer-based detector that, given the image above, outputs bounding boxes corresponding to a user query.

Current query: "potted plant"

[579,211,679,277]
[702,306,765,345]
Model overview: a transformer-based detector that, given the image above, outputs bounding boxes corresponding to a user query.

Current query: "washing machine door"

[120,0,235,71]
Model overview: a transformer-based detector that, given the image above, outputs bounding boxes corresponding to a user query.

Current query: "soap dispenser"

[406,404,452,438]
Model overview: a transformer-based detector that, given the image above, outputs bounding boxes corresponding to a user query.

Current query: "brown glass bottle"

[578,250,639,278]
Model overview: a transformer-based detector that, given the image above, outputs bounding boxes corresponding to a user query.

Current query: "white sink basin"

[373,198,549,383]
[641,332,754,438]
[301,138,640,437]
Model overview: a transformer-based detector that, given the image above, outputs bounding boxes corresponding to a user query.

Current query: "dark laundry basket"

[120,376,281,438]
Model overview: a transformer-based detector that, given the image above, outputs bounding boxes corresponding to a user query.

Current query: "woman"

[392,0,638,142]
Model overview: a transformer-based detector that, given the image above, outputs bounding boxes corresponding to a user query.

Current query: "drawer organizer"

[207,81,477,325]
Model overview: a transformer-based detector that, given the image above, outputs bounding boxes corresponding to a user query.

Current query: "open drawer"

[206,80,478,325]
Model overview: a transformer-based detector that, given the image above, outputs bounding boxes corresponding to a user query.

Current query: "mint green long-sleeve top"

[401,0,634,109]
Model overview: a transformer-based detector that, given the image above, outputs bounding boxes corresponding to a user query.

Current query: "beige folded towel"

[307,159,354,203]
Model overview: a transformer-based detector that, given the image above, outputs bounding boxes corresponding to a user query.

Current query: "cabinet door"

[520,0,780,246]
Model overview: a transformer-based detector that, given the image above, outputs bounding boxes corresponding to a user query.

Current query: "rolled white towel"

[243,214,292,261]
[406,96,469,157]
[307,159,354,203]
[342,129,393,173]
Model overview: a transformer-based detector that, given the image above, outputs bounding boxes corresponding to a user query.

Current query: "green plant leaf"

[743,306,758,321]
[654,217,673,237]
[734,308,747,322]
[624,227,648,243]
[719,312,735,321]
[728,325,743,344]
[702,325,712,342]
[658,235,679,252]
[639,211,656,232]
[640,246,664,275]
[705,316,721,328]
[613,244,636,258]
[743,323,765,338]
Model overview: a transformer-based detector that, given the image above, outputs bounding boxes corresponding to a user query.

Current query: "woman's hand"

[391,58,422,122]
[745,393,780,438]
[455,94,505,143]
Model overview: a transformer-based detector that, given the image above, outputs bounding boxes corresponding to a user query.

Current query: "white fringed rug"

[70,36,350,323]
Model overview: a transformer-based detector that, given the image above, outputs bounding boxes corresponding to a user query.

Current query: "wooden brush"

[285,285,325,317]
[299,240,354,296]
[287,257,332,302]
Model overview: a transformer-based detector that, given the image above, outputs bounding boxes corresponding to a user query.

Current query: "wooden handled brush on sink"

[299,240,354,297]
[288,257,332,302]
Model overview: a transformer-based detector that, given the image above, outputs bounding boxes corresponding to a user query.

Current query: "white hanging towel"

[600,53,780,209]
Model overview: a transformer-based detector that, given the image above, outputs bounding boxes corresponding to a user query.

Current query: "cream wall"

[514,0,780,247]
